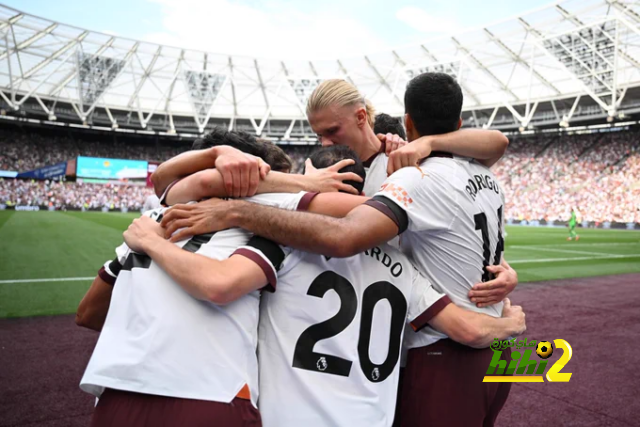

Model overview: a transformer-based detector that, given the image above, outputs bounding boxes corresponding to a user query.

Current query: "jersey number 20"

[292,271,407,383]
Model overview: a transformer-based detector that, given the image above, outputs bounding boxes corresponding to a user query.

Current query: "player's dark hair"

[404,72,463,136]
[306,145,366,194]
[373,113,406,139]
[259,139,293,173]
[193,128,262,156]
[191,128,290,172]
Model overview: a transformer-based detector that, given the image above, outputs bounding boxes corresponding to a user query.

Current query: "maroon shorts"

[395,339,511,427]
[90,388,262,427]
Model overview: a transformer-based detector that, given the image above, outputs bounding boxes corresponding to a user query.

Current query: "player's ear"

[456,117,462,130]
[355,106,367,129]
[404,114,417,142]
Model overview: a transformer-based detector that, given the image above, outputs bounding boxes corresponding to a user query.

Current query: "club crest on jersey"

[371,367,380,381]
[379,183,413,208]
[317,357,328,372]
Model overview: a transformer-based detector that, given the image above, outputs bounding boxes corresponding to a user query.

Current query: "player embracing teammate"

[78,73,524,427]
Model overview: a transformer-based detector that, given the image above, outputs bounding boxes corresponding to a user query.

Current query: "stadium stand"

[0,179,154,211]
[1,125,638,223]
[0,128,190,172]
[0,127,317,174]
[492,130,640,223]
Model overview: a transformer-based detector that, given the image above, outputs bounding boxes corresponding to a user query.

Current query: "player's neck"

[360,128,382,162]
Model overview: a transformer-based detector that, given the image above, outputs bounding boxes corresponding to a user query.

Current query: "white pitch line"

[0,277,94,284]
[509,254,640,264]
[525,242,639,247]
[510,246,615,257]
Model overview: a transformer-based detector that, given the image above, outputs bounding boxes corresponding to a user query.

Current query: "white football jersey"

[80,192,309,407]
[254,241,449,427]
[363,152,388,197]
[371,156,505,350]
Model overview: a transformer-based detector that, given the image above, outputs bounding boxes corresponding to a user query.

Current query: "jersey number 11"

[474,206,504,282]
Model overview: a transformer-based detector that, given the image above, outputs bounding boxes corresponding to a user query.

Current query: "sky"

[7,0,555,59]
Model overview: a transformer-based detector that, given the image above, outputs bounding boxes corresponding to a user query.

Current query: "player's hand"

[501,298,526,335]
[386,135,433,176]
[215,146,270,198]
[468,262,518,308]
[161,198,233,242]
[303,158,363,195]
[123,215,164,252]
[377,133,407,156]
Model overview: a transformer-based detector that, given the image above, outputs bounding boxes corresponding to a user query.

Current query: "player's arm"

[123,216,276,304]
[75,276,113,332]
[427,298,525,349]
[306,193,369,217]
[387,129,509,175]
[151,145,270,199]
[161,197,401,258]
[430,129,508,167]
[75,259,123,332]
[163,161,363,206]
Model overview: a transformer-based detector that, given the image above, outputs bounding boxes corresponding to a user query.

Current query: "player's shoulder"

[372,152,389,167]
[381,156,463,192]
[196,227,253,256]
[418,155,470,173]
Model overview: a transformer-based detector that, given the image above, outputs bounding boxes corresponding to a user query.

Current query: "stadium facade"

[0,0,639,141]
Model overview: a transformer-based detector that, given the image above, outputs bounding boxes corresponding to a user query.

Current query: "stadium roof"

[0,0,639,135]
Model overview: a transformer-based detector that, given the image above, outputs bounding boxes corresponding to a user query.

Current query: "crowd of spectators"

[0,179,155,211]
[0,129,189,172]
[492,130,640,223]
[0,128,315,173]
[1,126,639,222]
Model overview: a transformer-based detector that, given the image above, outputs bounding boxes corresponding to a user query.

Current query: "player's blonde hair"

[306,79,376,127]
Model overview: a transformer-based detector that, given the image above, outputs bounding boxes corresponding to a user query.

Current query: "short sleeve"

[370,161,460,233]
[232,236,290,291]
[98,242,130,286]
[159,179,182,207]
[98,209,160,285]
[244,192,318,212]
[407,269,452,332]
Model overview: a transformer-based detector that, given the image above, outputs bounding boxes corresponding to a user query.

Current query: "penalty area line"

[0,277,94,284]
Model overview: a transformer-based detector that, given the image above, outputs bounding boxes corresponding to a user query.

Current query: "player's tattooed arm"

[428,298,526,349]
[151,145,270,199]
[387,129,509,175]
[75,275,114,332]
[162,199,398,258]
[123,216,270,304]
[468,258,518,308]
[163,159,363,206]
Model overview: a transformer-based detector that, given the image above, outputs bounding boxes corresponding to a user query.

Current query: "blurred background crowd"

[1,127,639,223]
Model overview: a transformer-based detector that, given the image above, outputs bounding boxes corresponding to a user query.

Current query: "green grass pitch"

[1,210,639,318]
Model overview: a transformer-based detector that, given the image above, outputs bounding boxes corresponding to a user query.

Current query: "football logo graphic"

[536,341,554,359]
[317,357,328,372]
[371,367,380,381]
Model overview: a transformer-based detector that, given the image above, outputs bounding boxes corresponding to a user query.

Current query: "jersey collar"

[363,140,386,168]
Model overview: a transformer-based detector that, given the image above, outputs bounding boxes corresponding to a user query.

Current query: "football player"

[142,145,525,427]
[159,72,516,426]
[76,132,360,427]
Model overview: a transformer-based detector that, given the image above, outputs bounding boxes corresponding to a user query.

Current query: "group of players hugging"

[75,72,526,427]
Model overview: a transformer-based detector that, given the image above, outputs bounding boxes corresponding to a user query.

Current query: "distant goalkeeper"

[568,208,580,241]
